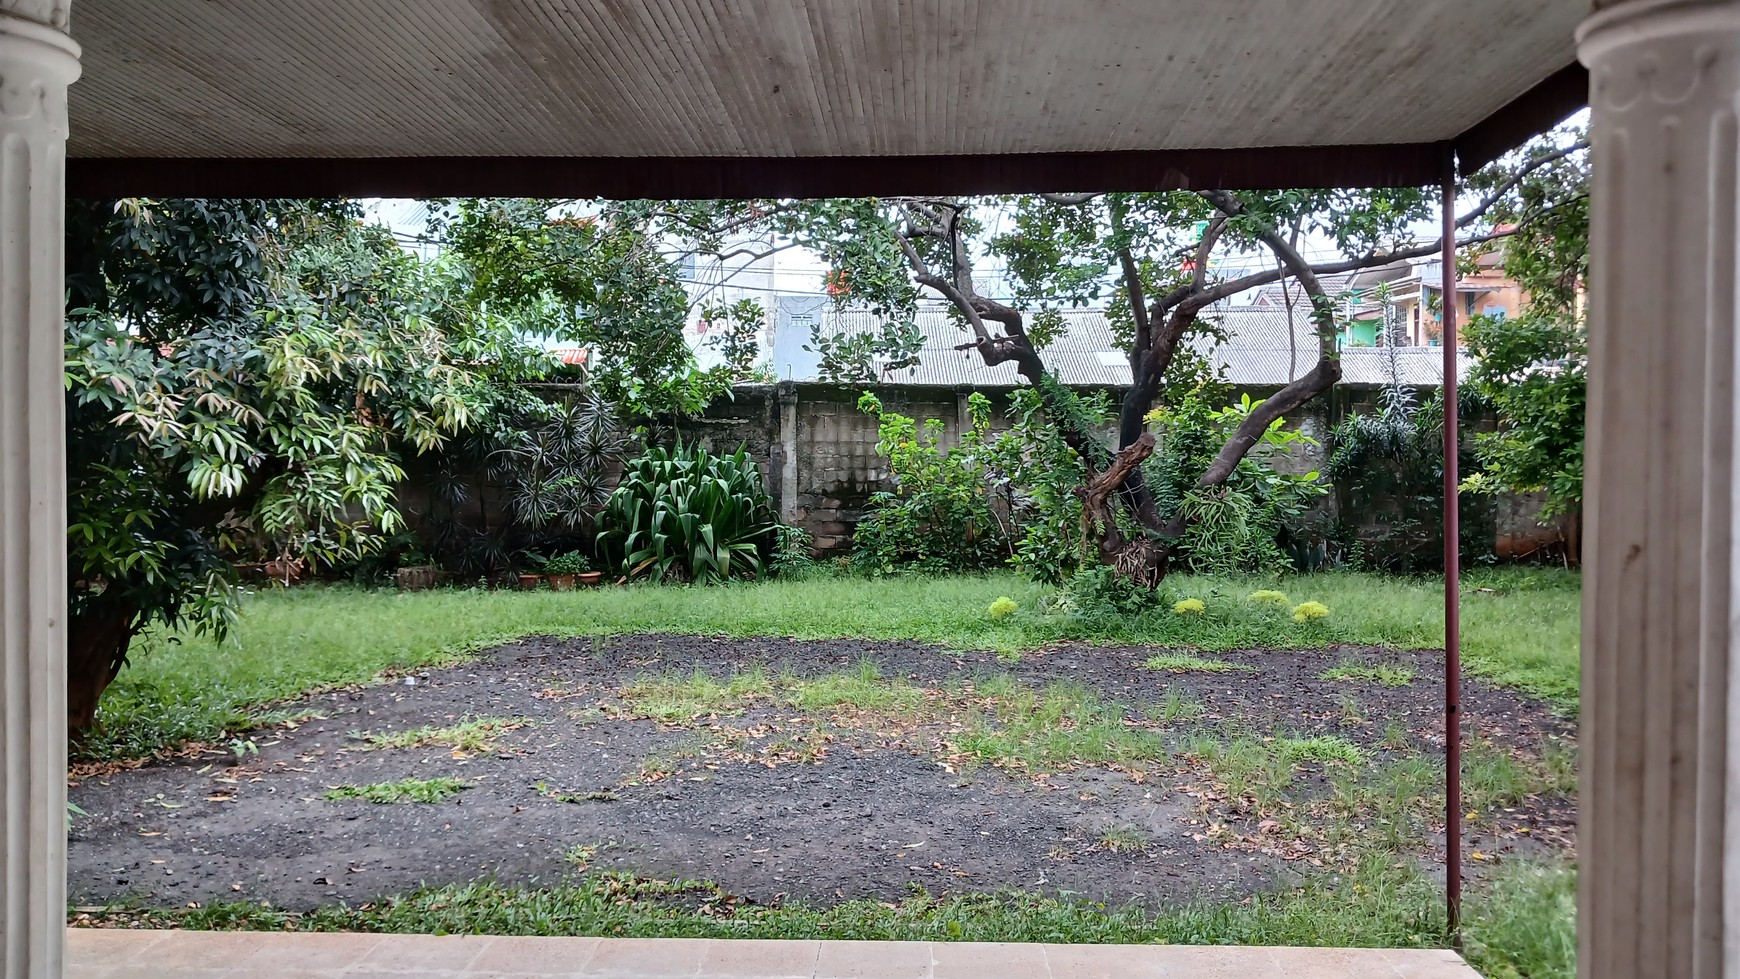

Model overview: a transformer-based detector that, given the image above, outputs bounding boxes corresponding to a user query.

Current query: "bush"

[1144,389,1327,576]
[596,443,776,584]
[853,388,1088,581]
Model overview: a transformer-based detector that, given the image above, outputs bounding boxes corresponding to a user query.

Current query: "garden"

[61,127,1588,979]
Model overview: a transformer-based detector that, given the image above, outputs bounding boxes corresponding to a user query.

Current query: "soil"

[67,636,1576,912]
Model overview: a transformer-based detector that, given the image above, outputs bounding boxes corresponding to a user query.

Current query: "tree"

[63,200,540,734]
[434,199,774,419]
[1460,130,1589,557]
[663,131,1588,584]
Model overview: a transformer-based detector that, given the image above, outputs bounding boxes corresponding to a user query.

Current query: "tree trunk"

[66,598,138,739]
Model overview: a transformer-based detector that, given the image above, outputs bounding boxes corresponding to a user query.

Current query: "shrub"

[543,551,590,575]
[1144,388,1327,576]
[1050,565,1156,621]
[769,525,824,580]
[1292,601,1330,623]
[596,443,776,584]
[987,597,1019,620]
[1172,598,1206,616]
[853,388,1088,581]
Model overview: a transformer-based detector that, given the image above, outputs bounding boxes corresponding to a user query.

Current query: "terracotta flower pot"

[548,574,577,591]
[517,573,543,591]
[578,571,604,587]
[395,565,442,592]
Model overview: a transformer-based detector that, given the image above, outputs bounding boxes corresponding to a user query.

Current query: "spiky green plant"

[596,443,777,584]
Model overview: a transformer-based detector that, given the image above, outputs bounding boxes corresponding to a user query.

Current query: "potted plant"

[517,552,546,591]
[544,551,587,591]
[578,558,604,588]
[395,549,442,592]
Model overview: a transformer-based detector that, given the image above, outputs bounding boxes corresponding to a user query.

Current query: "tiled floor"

[66,929,1481,978]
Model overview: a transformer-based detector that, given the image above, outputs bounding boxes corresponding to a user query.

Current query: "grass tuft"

[322,777,471,804]
[1143,654,1254,673]
[356,716,534,753]
[1320,661,1418,688]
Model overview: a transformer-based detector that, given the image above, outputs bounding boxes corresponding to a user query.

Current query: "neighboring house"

[1249,254,1526,349]
[769,303,1468,389]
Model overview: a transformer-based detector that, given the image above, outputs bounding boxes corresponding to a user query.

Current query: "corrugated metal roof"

[776,305,1468,388]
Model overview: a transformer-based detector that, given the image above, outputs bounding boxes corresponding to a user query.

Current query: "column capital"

[0,1,67,32]
[1580,0,1740,63]
[0,4,80,138]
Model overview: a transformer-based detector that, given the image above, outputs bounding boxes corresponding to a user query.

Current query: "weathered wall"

[671,381,1562,562]
[404,380,1566,566]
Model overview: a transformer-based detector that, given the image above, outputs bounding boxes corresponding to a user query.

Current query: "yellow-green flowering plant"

[1292,601,1330,623]
[1173,598,1206,616]
[1248,589,1288,606]
[987,596,1019,620]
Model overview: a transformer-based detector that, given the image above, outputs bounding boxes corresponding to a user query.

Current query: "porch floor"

[66,929,1480,978]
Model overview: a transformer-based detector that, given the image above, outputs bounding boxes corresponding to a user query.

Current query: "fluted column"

[0,4,76,978]
[1576,2,1740,977]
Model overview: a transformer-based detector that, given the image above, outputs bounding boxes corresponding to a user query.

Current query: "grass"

[1143,653,1254,673]
[1097,827,1149,853]
[955,680,1170,772]
[322,777,471,804]
[83,569,1581,761]
[355,716,534,753]
[1320,661,1418,687]
[70,855,1575,979]
[786,660,927,715]
[618,669,773,722]
[1463,738,1579,814]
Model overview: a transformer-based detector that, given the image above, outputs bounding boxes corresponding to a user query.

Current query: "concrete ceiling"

[62,0,1589,196]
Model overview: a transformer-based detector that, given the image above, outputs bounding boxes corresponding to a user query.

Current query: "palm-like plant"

[596,443,776,584]
[489,393,626,532]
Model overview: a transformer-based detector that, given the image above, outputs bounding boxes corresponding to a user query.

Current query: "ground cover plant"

[67,570,1579,979]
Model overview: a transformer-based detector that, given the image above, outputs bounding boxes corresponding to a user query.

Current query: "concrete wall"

[668,382,1561,561]
[402,381,1566,566]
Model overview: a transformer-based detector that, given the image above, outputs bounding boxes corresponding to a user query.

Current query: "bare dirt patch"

[68,635,1574,912]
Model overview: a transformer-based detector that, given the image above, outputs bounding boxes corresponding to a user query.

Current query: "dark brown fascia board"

[66,65,1587,198]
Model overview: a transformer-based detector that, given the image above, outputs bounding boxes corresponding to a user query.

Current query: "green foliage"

[596,443,776,584]
[1143,653,1253,673]
[488,393,628,535]
[1047,565,1158,624]
[852,392,1012,574]
[357,716,534,753]
[806,317,925,383]
[1327,379,1493,572]
[543,551,590,576]
[696,298,768,380]
[1145,389,1327,574]
[323,777,472,804]
[437,199,725,418]
[64,199,542,701]
[854,389,1088,581]
[1320,661,1417,687]
[81,855,1560,962]
[1463,312,1586,518]
[1463,861,1577,979]
[767,525,824,580]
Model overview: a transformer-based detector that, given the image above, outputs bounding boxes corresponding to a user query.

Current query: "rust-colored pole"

[1440,153,1463,945]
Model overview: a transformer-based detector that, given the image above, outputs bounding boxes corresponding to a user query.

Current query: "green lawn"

[77,567,1580,979]
[86,567,1580,761]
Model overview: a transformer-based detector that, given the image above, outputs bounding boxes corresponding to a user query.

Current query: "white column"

[0,4,76,979]
[1576,3,1740,977]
